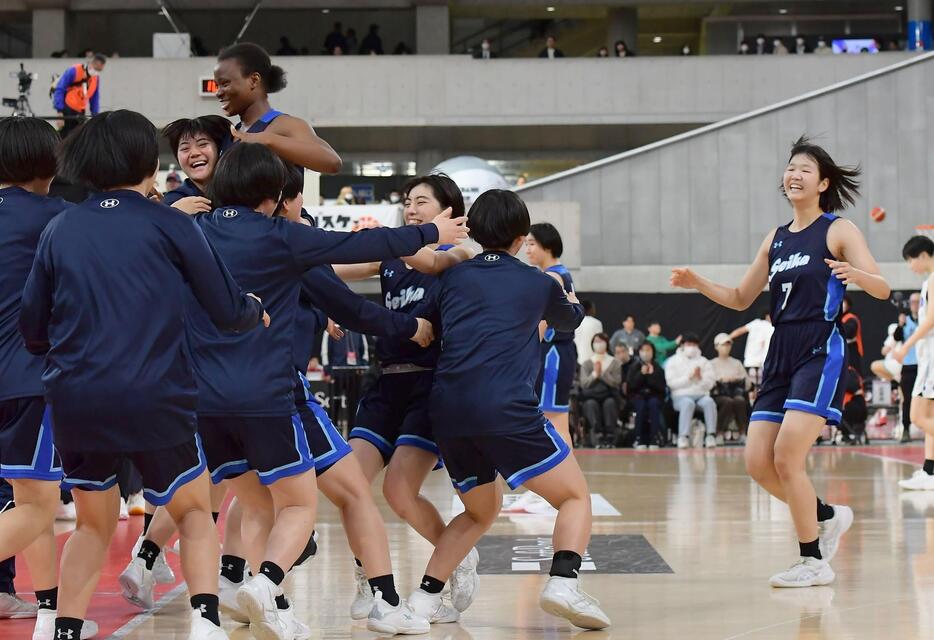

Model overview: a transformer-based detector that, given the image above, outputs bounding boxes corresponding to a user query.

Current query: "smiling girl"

[671,136,890,588]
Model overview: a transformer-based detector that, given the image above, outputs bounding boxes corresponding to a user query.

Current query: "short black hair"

[582,299,595,314]
[162,115,231,158]
[281,165,304,201]
[639,341,656,359]
[624,314,635,322]
[59,110,158,190]
[218,42,287,93]
[402,173,465,218]
[529,222,564,258]
[782,136,861,212]
[210,142,286,209]
[92,53,107,64]
[681,332,700,345]
[468,189,530,250]
[0,117,60,182]
[591,332,610,349]
[903,235,934,260]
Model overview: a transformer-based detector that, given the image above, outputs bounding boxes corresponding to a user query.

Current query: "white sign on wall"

[306,204,402,231]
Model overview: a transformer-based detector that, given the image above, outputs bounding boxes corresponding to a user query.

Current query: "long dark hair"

[782,136,861,212]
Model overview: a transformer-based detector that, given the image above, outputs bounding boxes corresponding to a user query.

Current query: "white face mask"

[683,345,700,359]
[389,194,401,204]
[593,342,607,354]
[682,47,690,55]
[344,194,354,202]
[481,42,490,51]
[88,66,100,77]
[740,44,749,52]
[639,351,653,362]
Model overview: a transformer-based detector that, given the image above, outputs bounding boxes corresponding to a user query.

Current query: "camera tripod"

[2,93,33,117]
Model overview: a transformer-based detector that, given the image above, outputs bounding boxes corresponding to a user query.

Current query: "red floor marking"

[574,443,925,459]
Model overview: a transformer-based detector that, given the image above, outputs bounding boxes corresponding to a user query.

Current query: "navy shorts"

[350,370,441,464]
[198,414,314,485]
[536,341,576,414]
[294,381,353,476]
[0,397,62,482]
[59,435,206,506]
[751,322,846,426]
[437,420,571,493]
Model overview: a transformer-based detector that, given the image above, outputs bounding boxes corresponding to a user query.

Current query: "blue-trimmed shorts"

[750,322,846,427]
[0,397,62,482]
[536,341,576,414]
[294,379,353,477]
[437,420,571,494]
[198,414,314,485]
[350,370,442,465]
[59,435,206,506]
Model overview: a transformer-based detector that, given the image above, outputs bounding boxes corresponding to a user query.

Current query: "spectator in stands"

[665,333,717,449]
[681,44,693,56]
[738,40,752,55]
[814,37,832,55]
[895,293,920,442]
[539,35,565,59]
[597,46,610,58]
[164,170,182,192]
[870,322,901,382]
[794,37,808,54]
[646,321,679,366]
[333,45,345,56]
[393,42,413,55]
[575,300,604,364]
[322,327,368,376]
[579,333,623,447]
[841,295,864,374]
[276,36,298,55]
[614,40,634,57]
[324,22,347,54]
[628,341,666,449]
[772,38,790,55]
[754,34,769,55]
[53,53,106,138]
[710,333,750,443]
[729,310,773,384]
[474,38,497,59]
[610,314,644,355]
[346,27,359,54]
[360,24,384,55]
[336,185,356,205]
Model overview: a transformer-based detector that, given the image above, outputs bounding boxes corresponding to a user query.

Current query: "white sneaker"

[0,592,38,618]
[769,557,835,588]
[899,469,934,491]
[407,589,459,623]
[648,445,660,451]
[635,444,647,451]
[539,576,611,630]
[277,604,311,640]
[118,557,155,609]
[677,436,690,449]
[236,574,286,640]
[55,501,76,521]
[818,505,853,562]
[32,610,99,639]
[127,492,145,516]
[705,434,717,448]
[350,562,375,620]
[450,547,479,612]
[366,592,430,635]
[130,536,175,585]
[188,610,228,639]
[119,498,129,521]
[218,574,249,624]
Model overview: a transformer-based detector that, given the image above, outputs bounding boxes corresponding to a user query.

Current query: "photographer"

[52,53,106,138]
[710,333,751,442]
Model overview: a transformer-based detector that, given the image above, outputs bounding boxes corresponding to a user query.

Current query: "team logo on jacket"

[100,199,119,208]
[383,269,395,278]
[222,209,238,218]
[484,254,500,262]
[769,252,810,283]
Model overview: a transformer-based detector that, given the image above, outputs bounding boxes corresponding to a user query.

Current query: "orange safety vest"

[841,311,863,356]
[64,64,99,113]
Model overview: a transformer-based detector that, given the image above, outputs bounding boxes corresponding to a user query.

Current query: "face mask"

[640,351,652,362]
[593,342,607,354]
[683,47,690,54]
[818,40,826,47]
[740,44,749,52]
[756,38,765,45]
[482,42,490,51]
[389,194,401,203]
[796,39,804,45]
[683,345,700,358]
[88,67,100,77]
[344,194,354,202]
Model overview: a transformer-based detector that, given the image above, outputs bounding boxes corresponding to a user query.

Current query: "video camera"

[2,63,38,115]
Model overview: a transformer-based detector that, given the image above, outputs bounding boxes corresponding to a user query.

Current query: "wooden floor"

[5,444,934,639]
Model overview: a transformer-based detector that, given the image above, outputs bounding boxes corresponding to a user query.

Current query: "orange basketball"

[870,207,886,223]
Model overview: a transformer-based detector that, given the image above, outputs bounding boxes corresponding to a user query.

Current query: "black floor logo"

[476,535,672,575]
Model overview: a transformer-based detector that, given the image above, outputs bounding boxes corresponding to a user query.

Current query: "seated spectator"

[794,36,808,54]
[336,185,356,205]
[646,321,680,366]
[754,34,768,54]
[276,36,298,55]
[614,40,634,57]
[628,341,667,449]
[610,314,644,354]
[710,333,750,442]
[772,38,790,55]
[474,38,497,59]
[360,24,384,55]
[164,170,182,192]
[324,22,347,54]
[665,333,717,449]
[333,45,345,56]
[814,37,832,55]
[597,46,609,57]
[538,35,565,58]
[614,342,634,379]
[579,334,623,448]
[575,300,604,364]
[870,322,901,382]
[738,40,752,54]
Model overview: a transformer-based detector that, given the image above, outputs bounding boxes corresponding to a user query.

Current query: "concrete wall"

[516,52,934,291]
[0,53,907,127]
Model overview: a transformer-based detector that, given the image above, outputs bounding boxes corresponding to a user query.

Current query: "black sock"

[259,561,285,585]
[816,498,835,522]
[190,593,220,626]
[924,459,934,475]
[137,539,161,571]
[275,594,289,610]
[211,511,219,523]
[220,555,246,583]
[369,574,400,606]
[550,550,582,578]
[143,513,153,535]
[354,557,363,568]
[292,531,318,569]
[799,538,821,560]
[418,575,444,595]
[35,587,57,610]
[54,617,83,639]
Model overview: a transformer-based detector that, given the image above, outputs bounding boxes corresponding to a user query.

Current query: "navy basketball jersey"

[237,108,304,182]
[544,264,575,342]
[767,213,844,325]
[377,256,443,368]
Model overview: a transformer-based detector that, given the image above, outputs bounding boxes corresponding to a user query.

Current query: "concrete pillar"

[32,9,66,58]
[606,8,638,53]
[416,4,450,54]
[415,149,444,175]
[907,0,933,50]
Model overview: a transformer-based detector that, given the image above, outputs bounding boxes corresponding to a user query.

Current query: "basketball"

[871,206,886,222]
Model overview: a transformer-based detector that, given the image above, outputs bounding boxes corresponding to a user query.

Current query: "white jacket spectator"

[665,335,717,449]
[575,300,604,364]
[730,312,774,370]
